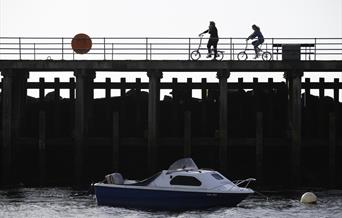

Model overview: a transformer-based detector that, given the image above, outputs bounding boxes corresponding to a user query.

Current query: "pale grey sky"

[1,0,341,37]
[0,0,341,99]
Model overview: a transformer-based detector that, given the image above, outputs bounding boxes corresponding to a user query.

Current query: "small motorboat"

[94,158,255,210]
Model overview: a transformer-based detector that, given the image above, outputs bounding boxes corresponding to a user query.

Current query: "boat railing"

[233,178,256,188]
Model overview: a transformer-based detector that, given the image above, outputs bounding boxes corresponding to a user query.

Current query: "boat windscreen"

[167,158,199,171]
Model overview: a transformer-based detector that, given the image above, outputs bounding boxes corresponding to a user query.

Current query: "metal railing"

[0,37,341,61]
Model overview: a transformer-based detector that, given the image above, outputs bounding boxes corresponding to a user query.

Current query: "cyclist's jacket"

[203,26,218,39]
[248,29,264,40]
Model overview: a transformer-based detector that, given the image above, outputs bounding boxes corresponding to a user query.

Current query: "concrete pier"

[147,70,162,174]
[1,69,28,186]
[217,70,230,174]
[73,69,95,186]
[0,58,341,188]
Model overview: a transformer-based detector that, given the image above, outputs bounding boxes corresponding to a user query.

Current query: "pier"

[0,37,342,188]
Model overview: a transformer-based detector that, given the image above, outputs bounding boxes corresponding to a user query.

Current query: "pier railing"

[0,37,341,61]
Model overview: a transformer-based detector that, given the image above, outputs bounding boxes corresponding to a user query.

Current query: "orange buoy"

[71,33,92,54]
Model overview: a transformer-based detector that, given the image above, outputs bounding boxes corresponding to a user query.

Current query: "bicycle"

[191,35,224,61]
[237,40,272,61]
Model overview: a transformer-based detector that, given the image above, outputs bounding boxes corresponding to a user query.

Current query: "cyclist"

[246,24,264,59]
[199,21,219,59]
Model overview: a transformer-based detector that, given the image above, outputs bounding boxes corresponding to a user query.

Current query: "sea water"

[0,188,341,218]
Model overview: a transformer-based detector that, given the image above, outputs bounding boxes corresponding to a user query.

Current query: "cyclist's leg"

[207,39,214,57]
[252,40,259,54]
[213,39,218,57]
[254,39,264,52]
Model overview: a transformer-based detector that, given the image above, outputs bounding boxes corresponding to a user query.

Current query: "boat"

[94,158,255,210]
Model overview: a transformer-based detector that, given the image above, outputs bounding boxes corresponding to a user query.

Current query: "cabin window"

[211,173,224,180]
[170,176,201,186]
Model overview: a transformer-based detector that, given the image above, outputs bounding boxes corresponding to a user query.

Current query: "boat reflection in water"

[94,158,255,210]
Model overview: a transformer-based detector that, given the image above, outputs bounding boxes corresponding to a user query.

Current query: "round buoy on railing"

[71,33,92,54]
[300,192,317,204]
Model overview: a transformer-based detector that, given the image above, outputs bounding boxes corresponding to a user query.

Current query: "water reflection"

[0,188,341,218]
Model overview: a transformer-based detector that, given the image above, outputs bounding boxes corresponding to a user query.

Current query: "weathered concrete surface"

[0,60,342,72]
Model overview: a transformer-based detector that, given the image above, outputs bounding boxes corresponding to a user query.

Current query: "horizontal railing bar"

[1,37,342,61]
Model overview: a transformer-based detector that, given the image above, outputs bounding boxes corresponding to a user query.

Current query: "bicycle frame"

[196,35,204,52]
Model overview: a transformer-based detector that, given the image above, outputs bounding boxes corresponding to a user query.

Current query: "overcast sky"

[0,0,342,98]
[1,0,341,38]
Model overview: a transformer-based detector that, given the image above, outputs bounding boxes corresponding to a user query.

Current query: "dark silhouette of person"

[247,24,264,59]
[199,21,219,58]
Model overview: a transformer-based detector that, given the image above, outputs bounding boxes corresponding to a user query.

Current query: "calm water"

[0,188,341,218]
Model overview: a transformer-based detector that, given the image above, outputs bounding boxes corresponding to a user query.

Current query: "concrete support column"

[1,69,28,186]
[147,70,163,174]
[217,70,230,174]
[283,44,302,187]
[73,69,95,186]
[288,71,303,187]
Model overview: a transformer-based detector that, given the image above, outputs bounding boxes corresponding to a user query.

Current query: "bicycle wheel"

[237,52,248,60]
[214,51,224,61]
[191,51,201,60]
[262,51,272,61]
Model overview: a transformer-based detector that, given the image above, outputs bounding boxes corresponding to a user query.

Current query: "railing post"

[314,38,317,60]
[230,38,232,60]
[145,38,148,60]
[19,37,22,60]
[103,38,106,60]
[188,38,191,60]
[150,43,152,60]
[62,37,64,60]
[271,38,274,58]
[111,43,114,60]
[34,43,36,60]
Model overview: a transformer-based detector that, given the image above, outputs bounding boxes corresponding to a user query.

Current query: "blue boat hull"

[95,185,250,210]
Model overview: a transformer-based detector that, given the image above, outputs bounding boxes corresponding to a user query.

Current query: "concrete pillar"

[73,69,95,186]
[1,69,28,186]
[290,72,303,186]
[283,44,303,187]
[184,111,191,157]
[216,70,230,174]
[256,112,263,187]
[147,70,162,174]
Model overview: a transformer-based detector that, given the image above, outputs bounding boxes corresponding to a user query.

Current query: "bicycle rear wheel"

[191,51,201,60]
[262,52,272,61]
[237,52,248,60]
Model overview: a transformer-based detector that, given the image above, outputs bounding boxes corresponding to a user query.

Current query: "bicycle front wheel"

[237,52,248,60]
[215,51,224,61]
[191,51,201,60]
[262,52,272,61]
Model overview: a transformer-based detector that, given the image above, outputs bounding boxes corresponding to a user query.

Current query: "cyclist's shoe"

[254,54,259,59]
[206,54,212,58]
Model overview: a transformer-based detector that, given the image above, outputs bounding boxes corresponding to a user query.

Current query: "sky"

[0,0,342,98]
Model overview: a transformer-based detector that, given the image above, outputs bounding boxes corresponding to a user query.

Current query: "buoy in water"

[300,192,317,204]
